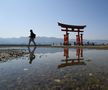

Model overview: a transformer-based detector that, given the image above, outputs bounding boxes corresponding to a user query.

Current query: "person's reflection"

[28,46,36,64]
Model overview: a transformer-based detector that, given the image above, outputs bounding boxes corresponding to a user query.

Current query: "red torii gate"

[58,22,86,45]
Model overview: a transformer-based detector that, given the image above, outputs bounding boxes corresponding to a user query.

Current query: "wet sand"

[0,49,28,62]
[51,45,108,49]
[0,44,108,49]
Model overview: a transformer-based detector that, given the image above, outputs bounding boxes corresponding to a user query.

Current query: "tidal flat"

[0,47,108,90]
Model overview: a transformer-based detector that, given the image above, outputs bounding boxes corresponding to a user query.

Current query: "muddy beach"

[0,49,28,62]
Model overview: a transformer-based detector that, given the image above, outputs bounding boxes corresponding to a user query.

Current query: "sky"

[0,0,108,40]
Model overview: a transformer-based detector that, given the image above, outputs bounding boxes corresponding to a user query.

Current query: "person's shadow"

[28,46,36,64]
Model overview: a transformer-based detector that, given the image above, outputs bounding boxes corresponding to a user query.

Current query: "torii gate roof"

[58,22,86,29]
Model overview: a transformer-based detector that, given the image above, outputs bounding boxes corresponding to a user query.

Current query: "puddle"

[0,47,108,90]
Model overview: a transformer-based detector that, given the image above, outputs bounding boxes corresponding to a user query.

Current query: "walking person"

[28,29,36,46]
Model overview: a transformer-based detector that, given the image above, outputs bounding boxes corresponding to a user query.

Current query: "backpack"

[33,33,36,38]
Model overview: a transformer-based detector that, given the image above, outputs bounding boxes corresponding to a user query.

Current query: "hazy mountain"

[0,37,108,45]
[0,37,28,44]
[0,37,63,44]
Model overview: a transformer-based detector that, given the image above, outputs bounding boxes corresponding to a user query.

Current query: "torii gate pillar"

[64,32,69,45]
[80,33,83,45]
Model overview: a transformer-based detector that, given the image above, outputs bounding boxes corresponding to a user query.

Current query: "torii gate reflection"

[58,48,86,69]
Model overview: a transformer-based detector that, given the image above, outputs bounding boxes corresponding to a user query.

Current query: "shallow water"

[0,47,108,90]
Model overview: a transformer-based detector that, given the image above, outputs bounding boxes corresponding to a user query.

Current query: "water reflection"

[58,48,86,68]
[0,47,108,89]
[28,46,36,64]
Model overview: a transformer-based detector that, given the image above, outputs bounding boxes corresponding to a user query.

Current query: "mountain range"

[0,37,108,45]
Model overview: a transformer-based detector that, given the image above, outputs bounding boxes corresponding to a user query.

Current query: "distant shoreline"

[0,44,108,49]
